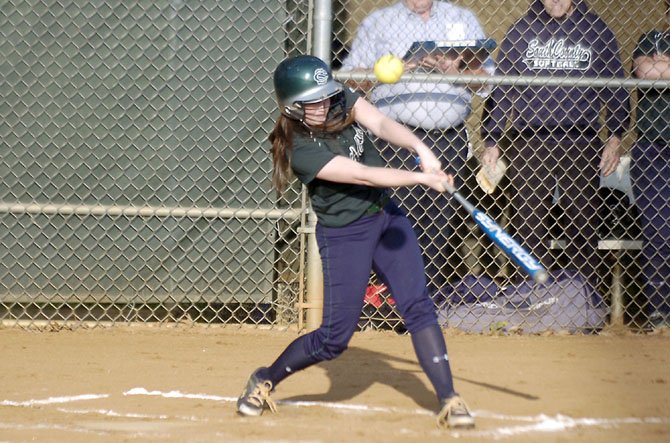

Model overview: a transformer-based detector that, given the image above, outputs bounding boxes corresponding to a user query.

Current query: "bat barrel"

[439,175,548,284]
[472,207,548,283]
[450,189,549,284]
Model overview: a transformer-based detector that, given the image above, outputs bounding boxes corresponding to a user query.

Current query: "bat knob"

[534,270,549,285]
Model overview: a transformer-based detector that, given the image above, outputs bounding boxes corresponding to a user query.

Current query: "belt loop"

[366,194,390,215]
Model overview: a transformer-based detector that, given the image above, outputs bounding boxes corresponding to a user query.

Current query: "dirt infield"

[1,325,669,443]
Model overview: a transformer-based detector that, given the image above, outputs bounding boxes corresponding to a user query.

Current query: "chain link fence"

[1,0,668,333]
[0,0,309,327]
[335,0,668,333]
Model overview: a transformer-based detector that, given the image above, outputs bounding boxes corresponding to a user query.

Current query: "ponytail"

[269,108,356,194]
[269,114,294,194]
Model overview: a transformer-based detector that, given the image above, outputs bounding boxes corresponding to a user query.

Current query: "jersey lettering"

[523,38,592,71]
[348,126,365,162]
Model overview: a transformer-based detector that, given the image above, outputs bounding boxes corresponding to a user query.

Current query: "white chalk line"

[453,411,670,440]
[56,407,211,425]
[3,388,669,440]
[124,387,235,403]
[123,387,670,439]
[0,394,108,407]
[123,387,434,416]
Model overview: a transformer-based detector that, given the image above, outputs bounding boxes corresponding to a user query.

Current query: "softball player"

[236,55,474,429]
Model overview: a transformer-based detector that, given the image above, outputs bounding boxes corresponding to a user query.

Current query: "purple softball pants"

[304,200,438,361]
[507,130,601,284]
[631,139,670,317]
[261,201,457,401]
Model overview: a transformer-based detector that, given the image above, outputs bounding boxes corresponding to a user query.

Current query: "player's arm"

[315,155,452,193]
[351,97,442,172]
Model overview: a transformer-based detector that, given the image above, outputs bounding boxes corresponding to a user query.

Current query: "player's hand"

[415,147,442,175]
[439,173,455,193]
[423,170,453,193]
[420,54,462,74]
[600,137,621,177]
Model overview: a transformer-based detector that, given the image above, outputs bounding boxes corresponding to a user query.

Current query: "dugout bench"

[550,239,642,327]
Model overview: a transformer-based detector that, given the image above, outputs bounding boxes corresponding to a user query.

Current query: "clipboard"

[402,38,497,70]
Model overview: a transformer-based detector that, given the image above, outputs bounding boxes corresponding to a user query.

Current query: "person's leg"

[370,203,453,397]
[371,203,474,428]
[238,214,383,415]
[559,137,601,284]
[508,134,554,276]
[631,139,670,326]
[269,215,385,382]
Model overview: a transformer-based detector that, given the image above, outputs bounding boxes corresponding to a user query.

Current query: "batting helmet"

[273,55,344,121]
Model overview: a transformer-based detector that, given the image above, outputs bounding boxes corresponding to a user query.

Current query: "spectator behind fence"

[480,0,630,288]
[236,54,475,429]
[631,0,670,329]
[340,0,494,293]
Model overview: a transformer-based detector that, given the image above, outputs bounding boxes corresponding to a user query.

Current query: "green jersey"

[290,89,387,227]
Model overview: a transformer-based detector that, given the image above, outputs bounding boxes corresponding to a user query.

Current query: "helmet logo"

[313,68,329,85]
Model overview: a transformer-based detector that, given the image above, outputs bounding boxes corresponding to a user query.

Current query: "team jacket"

[481,0,630,144]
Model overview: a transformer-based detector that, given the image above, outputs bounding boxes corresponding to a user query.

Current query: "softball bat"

[443,181,549,284]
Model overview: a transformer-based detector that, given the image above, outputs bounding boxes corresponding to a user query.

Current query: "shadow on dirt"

[280,346,539,412]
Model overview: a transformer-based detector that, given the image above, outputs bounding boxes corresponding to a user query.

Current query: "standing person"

[480,0,630,287]
[236,55,474,429]
[631,0,670,329]
[340,0,494,293]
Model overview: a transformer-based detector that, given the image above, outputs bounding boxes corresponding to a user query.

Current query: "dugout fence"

[1,0,668,332]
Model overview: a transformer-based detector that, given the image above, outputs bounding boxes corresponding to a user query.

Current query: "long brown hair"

[269,114,295,194]
[269,109,355,194]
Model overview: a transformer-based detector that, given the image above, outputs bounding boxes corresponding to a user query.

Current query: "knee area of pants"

[402,303,437,334]
[317,342,348,361]
[308,328,350,361]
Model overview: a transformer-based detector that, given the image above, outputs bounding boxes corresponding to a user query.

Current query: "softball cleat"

[236,367,277,417]
[436,395,475,429]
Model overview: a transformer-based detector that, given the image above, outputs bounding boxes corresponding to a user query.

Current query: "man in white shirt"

[341,0,493,292]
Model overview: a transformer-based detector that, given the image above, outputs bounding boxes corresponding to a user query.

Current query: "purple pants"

[507,131,601,283]
[301,201,438,361]
[631,139,670,316]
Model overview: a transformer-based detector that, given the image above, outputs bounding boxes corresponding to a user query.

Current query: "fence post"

[305,207,323,330]
[312,0,332,63]
[301,0,332,331]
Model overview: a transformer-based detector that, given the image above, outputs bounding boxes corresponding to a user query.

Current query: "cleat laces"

[245,380,277,414]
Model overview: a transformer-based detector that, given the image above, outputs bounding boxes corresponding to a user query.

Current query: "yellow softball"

[373,54,404,84]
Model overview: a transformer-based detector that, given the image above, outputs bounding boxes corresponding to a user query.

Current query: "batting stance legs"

[236,202,466,423]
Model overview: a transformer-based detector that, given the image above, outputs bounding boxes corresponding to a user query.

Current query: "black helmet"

[273,55,344,121]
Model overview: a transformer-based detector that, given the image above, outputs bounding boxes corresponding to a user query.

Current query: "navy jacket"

[482,0,630,144]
